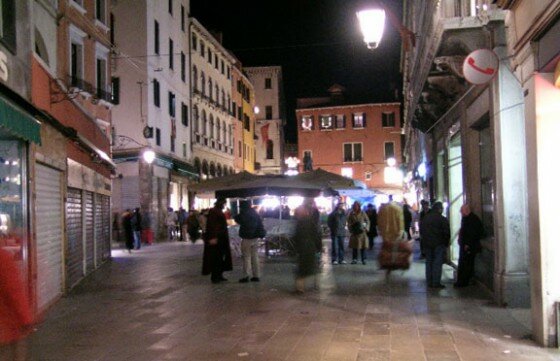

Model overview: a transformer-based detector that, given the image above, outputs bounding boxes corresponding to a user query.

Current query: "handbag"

[349,221,363,235]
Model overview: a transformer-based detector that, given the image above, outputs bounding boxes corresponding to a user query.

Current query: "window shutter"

[362,113,367,127]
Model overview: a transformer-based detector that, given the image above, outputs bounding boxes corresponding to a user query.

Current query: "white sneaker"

[340,260,347,264]
[332,260,339,265]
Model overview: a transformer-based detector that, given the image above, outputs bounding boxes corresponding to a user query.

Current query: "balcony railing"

[68,76,116,104]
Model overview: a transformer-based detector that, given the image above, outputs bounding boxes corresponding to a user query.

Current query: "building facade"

[245,66,285,175]
[189,18,235,182]
[402,0,560,346]
[296,89,402,194]
[231,62,256,173]
[112,0,197,241]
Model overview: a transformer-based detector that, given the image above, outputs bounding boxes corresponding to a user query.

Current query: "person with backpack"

[234,200,266,283]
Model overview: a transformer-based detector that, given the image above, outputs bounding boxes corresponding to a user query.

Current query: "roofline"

[295,102,401,112]
[189,17,237,63]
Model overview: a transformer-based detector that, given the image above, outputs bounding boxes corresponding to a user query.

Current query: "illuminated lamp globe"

[143,149,156,164]
[386,157,396,167]
[356,9,386,49]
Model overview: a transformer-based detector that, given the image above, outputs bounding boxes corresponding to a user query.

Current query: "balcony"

[68,76,116,104]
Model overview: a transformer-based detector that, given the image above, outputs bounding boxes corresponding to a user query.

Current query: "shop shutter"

[120,176,140,211]
[66,187,83,288]
[35,164,63,311]
[84,191,95,273]
[94,193,103,267]
[101,195,111,260]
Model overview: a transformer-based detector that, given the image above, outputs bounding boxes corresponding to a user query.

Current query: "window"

[96,0,106,24]
[168,0,173,15]
[181,102,188,126]
[180,52,185,81]
[208,78,213,99]
[266,140,274,159]
[265,106,273,120]
[227,66,230,79]
[191,33,197,50]
[168,92,176,117]
[384,142,395,160]
[96,58,107,95]
[343,143,363,162]
[169,39,174,69]
[365,171,372,181]
[382,112,395,127]
[200,42,205,57]
[156,128,161,146]
[341,167,353,178]
[69,25,86,86]
[237,106,242,120]
[192,66,198,90]
[153,79,160,107]
[181,5,185,31]
[244,114,250,131]
[207,48,212,63]
[232,101,236,117]
[110,13,115,45]
[193,105,199,132]
[301,116,313,131]
[170,134,175,152]
[200,71,205,94]
[111,77,120,104]
[221,60,224,74]
[335,114,346,129]
[154,20,159,54]
[182,143,187,158]
[319,115,333,130]
[214,54,218,69]
[353,113,365,128]
[238,141,242,157]
[265,78,272,89]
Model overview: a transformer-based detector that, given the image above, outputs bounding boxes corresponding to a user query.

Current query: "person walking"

[186,209,201,243]
[0,248,33,361]
[130,208,142,250]
[293,198,322,293]
[234,201,265,283]
[202,199,233,284]
[403,203,413,240]
[122,209,134,253]
[365,203,378,250]
[165,207,178,241]
[347,201,370,265]
[177,207,188,241]
[141,210,153,246]
[377,197,412,272]
[327,202,347,265]
[420,201,450,289]
[454,204,485,288]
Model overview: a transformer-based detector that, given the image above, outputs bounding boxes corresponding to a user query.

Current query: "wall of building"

[297,103,402,190]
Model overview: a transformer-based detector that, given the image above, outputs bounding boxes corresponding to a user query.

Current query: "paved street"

[29,241,560,361]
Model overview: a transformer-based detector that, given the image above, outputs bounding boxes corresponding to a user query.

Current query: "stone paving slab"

[29,241,560,361]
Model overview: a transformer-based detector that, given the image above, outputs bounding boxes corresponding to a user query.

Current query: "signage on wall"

[462,49,499,85]
[0,51,8,82]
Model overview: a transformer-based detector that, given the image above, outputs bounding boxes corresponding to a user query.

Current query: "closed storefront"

[35,163,63,311]
[66,187,83,289]
[94,193,111,265]
[84,191,94,273]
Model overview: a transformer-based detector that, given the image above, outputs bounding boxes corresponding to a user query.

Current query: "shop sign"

[0,51,8,82]
[463,49,499,85]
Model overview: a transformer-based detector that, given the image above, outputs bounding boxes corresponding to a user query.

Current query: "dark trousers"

[367,234,375,250]
[425,245,446,286]
[352,248,366,262]
[456,248,476,286]
[331,235,345,262]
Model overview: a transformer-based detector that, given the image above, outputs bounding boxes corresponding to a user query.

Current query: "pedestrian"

[293,198,322,293]
[454,204,485,288]
[165,207,178,241]
[202,199,233,284]
[403,203,413,240]
[130,208,142,250]
[122,209,134,253]
[186,209,201,243]
[419,201,450,289]
[347,201,370,265]
[365,203,378,250]
[418,199,430,258]
[377,197,412,272]
[177,207,188,241]
[0,248,34,361]
[327,202,347,265]
[141,210,153,246]
[234,200,266,283]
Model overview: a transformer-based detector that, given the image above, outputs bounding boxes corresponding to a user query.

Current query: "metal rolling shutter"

[101,195,111,260]
[66,187,83,288]
[35,164,63,311]
[94,193,103,267]
[84,191,94,273]
[121,176,140,211]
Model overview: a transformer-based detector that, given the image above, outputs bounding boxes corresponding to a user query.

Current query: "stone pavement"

[29,240,560,361]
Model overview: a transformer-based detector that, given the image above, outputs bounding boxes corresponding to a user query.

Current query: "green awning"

[0,96,41,145]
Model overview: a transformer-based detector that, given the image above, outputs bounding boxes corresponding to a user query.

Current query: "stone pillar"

[139,159,154,237]
[491,46,530,307]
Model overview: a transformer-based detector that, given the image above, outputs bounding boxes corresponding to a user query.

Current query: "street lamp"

[142,149,155,164]
[356,9,386,49]
[356,2,415,52]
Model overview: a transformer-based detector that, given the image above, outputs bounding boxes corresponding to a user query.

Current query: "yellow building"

[232,63,256,173]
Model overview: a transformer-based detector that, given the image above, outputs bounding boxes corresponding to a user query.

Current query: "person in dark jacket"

[419,201,450,288]
[293,198,322,293]
[130,208,142,250]
[454,204,485,288]
[202,198,233,284]
[403,204,413,240]
[365,204,378,250]
[122,209,134,253]
[328,202,347,265]
[235,200,265,283]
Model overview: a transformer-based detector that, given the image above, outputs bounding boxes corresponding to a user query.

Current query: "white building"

[189,18,236,180]
[245,66,286,175]
[112,0,196,240]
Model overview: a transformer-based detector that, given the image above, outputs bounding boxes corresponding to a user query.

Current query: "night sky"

[190,0,403,143]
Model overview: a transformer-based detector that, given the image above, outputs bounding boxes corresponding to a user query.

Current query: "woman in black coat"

[202,199,233,283]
